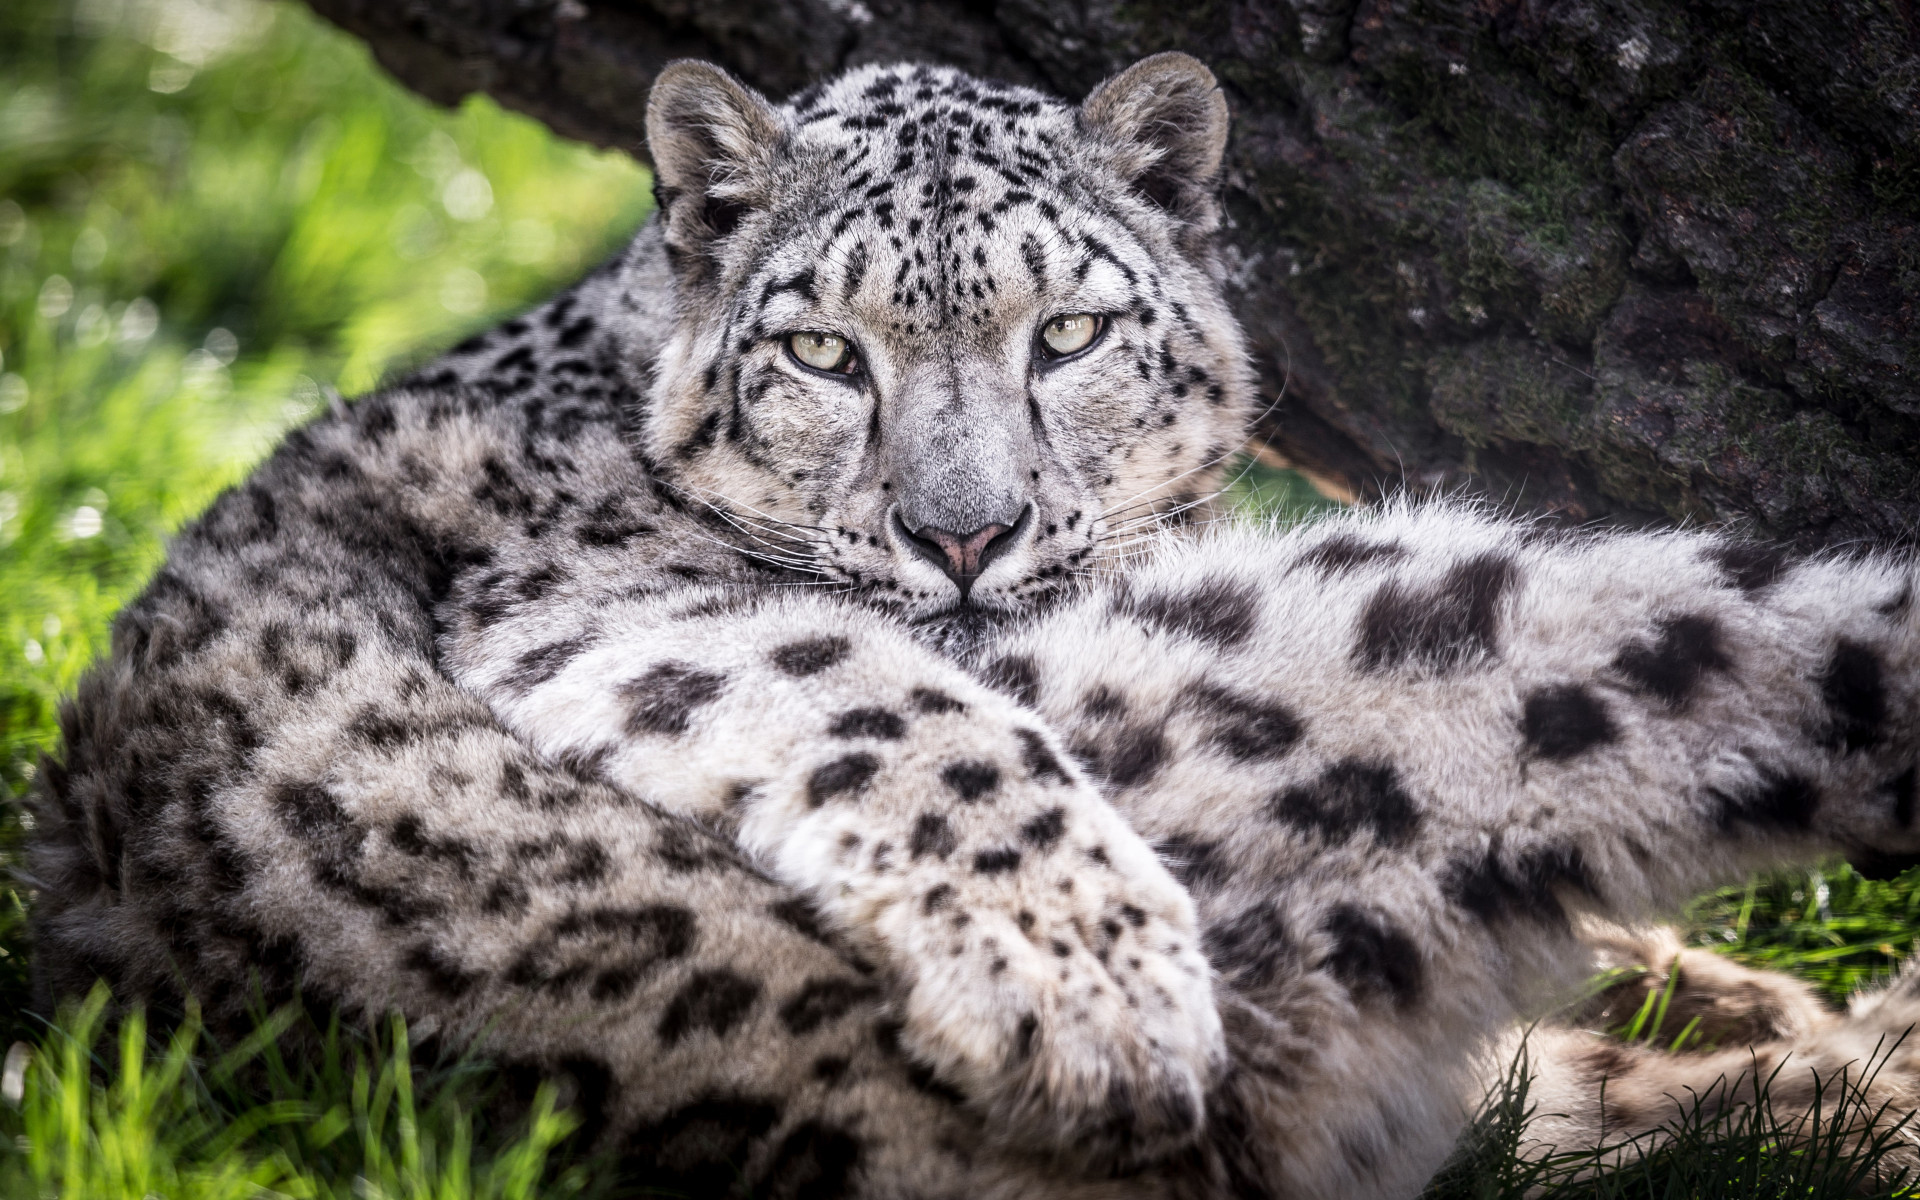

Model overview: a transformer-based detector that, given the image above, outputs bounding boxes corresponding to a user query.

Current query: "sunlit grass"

[1684,863,1920,1006]
[0,986,595,1200]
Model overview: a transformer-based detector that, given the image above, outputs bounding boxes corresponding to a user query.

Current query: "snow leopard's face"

[639,56,1255,633]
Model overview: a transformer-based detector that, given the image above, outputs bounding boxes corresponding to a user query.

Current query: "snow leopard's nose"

[894,507,1030,598]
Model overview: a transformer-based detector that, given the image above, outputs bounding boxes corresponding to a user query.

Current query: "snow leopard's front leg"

[444,585,1224,1167]
[987,503,1920,1200]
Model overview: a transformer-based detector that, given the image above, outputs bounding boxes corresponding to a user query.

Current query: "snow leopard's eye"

[1038,313,1104,360]
[788,331,858,375]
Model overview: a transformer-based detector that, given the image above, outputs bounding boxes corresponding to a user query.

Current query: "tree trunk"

[303,0,1920,545]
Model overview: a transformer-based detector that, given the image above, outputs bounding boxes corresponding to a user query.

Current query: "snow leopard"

[26,50,1920,1199]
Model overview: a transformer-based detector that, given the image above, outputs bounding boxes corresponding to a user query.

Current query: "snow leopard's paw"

[847,726,1223,1168]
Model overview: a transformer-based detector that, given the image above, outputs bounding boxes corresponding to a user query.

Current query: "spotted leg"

[445,581,1224,1167]
[984,502,1920,1200]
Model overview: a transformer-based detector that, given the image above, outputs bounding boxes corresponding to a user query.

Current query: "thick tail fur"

[1510,926,1920,1192]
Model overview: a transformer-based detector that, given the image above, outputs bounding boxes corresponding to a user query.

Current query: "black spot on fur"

[405,942,485,998]
[621,661,727,735]
[808,754,880,806]
[780,978,881,1035]
[1014,1013,1038,1061]
[1123,577,1259,647]
[1576,1042,1636,1082]
[1015,728,1069,783]
[981,654,1040,706]
[1355,552,1519,673]
[1710,543,1790,593]
[652,823,737,873]
[828,707,907,740]
[813,1056,850,1084]
[657,969,762,1045]
[769,896,834,944]
[577,495,657,547]
[974,847,1022,874]
[674,410,721,460]
[1203,901,1295,989]
[505,636,588,694]
[508,904,695,997]
[1270,760,1421,847]
[758,1120,861,1200]
[873,1017,968,1105]
[1299,534,1407,576]
[1521,684,1618,759]
[922,884,955,914]
[1820,640,1886,752]
[474,455,534,518]
[1081,685,1128,718]
[1613,614,1729,708]
[1713,772,1820,831]
[911,814,956,861]
[624,1096,778,1196]
[1321,905,1422,1007]
[1851,768,1920,878]
[1020,807,1066,850]
[1187,684,1303,761]
[772,635,851,677]
[1098,726,1168,789]
[1445,842,1596,927]
[941,760,1000,802]
[542,1056,616,1147]
[910,687,965,714]
[1155,833,1229,892]
[273,779,354,841]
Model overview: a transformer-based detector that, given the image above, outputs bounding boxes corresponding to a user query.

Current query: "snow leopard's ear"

[646,60,789,256]
[1080,53,1229,235]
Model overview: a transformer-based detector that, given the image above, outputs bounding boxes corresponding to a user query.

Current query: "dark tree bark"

[304,0,1920,544]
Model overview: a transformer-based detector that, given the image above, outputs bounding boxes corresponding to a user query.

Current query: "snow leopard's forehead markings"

[638,56,1254,632]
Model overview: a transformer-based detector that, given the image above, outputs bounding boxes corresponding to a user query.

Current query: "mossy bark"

[303,0,1920,543]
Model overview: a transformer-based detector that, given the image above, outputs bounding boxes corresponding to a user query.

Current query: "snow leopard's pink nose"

[895,508,1032,600]
[916,521,1012,580]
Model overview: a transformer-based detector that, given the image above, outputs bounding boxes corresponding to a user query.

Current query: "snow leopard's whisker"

[700,501,831,552]
[1104,490,1224,533]
[675,521,827,574]
[686,506,821,558]
[704,507,827,560]
[1096,449,1252,529]
[671,480,834,538]
[672,489,833,568]
[1095,381,1293,528]
[650,478,832,548]
[1095,445,1276,544]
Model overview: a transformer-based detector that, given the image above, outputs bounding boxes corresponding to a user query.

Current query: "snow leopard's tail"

[1511,926,1920,1192]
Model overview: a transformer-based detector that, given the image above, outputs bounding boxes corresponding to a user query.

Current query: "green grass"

[1684,863,1920,1007]
[1,0,1918,1193]
[0,986,598,1199]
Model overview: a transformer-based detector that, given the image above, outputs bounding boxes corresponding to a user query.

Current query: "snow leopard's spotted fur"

[27,53,1920,1199]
